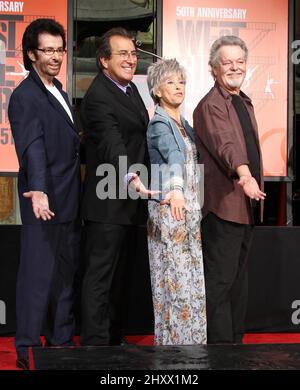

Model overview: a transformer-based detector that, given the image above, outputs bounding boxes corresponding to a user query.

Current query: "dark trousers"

[201,213,254,344]
[80,222,134,346]
[15,221,80,359]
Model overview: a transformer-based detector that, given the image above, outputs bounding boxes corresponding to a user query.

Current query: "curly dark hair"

[22,18,66,70]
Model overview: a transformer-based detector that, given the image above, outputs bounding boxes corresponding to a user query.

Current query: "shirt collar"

[214,81,252,103]
[103,71,130,94]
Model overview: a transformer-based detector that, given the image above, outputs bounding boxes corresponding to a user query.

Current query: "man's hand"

[160,189,191,221]
[129,174,160,198]
[238,176,266,201]
[23,191,55,221]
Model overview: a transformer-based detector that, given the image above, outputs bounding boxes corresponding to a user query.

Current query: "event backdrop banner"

[0,0,68,173]
[162,0,289,177]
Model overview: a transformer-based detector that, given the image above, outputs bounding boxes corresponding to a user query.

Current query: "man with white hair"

[193,35,266,344]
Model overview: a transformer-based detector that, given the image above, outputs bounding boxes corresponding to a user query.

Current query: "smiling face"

[100,35,137,86]
[213,45,247,94]
[155,73,186,110]
[28,33,64,84]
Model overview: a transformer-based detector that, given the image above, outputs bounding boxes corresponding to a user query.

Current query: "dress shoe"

[16,358,29,370]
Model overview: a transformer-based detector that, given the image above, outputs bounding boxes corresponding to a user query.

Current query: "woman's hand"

[160,190,191,220]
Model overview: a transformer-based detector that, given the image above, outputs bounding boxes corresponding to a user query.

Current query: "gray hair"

[209,35,248,68]
[147,58,186,104]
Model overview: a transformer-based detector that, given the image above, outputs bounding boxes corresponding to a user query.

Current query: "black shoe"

[16,358,29,370]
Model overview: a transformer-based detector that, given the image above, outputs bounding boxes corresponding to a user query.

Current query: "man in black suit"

[8,19,81,369]
[80,28,154,346]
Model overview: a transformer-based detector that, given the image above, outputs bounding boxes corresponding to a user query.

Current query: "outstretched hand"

[129,175,160,198]
[238,176,266,201]
[23,191,55,221]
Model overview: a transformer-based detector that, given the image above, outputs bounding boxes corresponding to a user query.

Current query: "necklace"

[170,117,187,138]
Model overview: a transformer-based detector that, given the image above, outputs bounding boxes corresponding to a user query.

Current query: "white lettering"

[100,374,134,387]
[0,2,24,13]
[197,7,247,20]
[176,6,195,18]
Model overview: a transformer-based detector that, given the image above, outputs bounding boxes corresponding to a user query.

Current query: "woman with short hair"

[146,59,206,345]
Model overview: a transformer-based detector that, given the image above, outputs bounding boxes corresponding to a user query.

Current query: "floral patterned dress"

[147,133,207,345]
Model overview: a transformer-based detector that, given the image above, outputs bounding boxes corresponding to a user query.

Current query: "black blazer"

[8,69,81,225]
[81,72,149,225]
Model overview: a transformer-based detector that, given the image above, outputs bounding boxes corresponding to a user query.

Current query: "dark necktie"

[126,85,138,108]
[126,86,133,98]
[126,85,147,124]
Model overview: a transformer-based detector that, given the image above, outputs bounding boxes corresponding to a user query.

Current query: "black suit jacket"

[81,72,149,225]
[8,69,81,225]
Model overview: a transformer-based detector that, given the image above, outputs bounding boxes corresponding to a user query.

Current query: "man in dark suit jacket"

[8,19,80,369]
[193,36,266,344]
[80,28,154,346]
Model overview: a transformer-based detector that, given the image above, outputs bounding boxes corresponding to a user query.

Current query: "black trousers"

[201,213,254,344]
[80,222,135,346]
[15,221,80,359]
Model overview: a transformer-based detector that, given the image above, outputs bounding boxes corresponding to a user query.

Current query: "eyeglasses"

[111,50,139,60]
[36,47,66,56]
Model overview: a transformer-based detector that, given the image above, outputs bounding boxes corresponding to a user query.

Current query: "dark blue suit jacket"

[8,69,81,225]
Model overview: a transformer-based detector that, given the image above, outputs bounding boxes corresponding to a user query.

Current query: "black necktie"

[126,85,147,123]
[126,86,133,98]
[126,86,138,108]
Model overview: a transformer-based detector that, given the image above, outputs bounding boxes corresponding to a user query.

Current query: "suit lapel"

[100,73,148,126]
[47,87,76,130]
[130,82,149,126]
[30,69,78,134]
